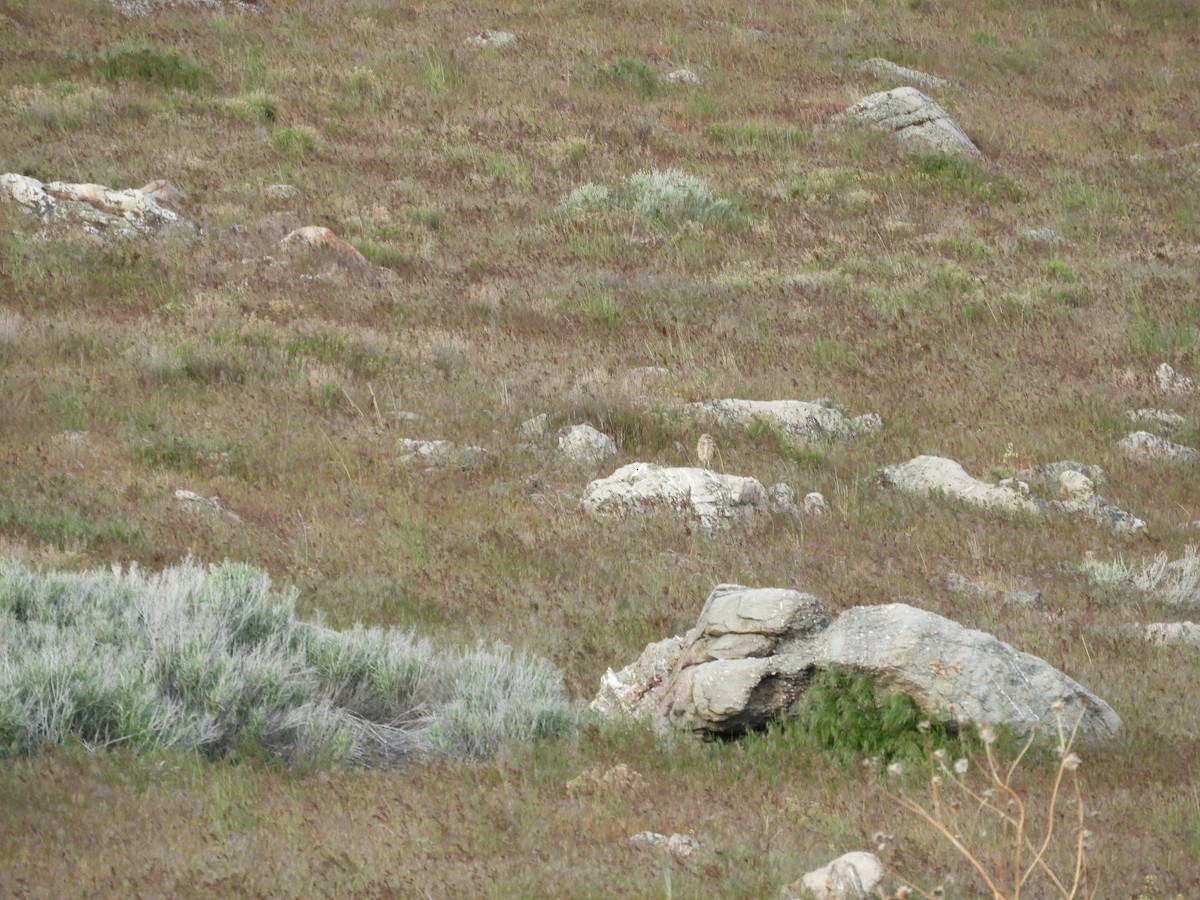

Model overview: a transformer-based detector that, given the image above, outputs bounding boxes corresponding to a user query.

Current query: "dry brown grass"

[2,0,1199,894]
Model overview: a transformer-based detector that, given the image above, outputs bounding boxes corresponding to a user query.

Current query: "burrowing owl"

[696,433,717,470]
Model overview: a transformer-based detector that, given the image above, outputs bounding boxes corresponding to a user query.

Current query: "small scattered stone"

[1019,227,1066,246]
[1142,621,1200,647]
[566,763,646,797]
[628,832,699,860]
[557,423,618,466]
[803,491,831,517]
[517,413,549,443]
[664,68,702,86]
[467,30,516,48]
[1126,408,1186,431]
[266,183,300,200]
[860,57,949,89]
[1156,363,1196,395]
[396,439,494,470]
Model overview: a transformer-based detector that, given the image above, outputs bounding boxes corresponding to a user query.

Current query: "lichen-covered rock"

[840,86,979,155]
[1,173,191,237]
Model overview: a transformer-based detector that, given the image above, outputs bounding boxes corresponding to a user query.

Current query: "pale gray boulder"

[557,423,618,465]
[840,86,980,155]
[592,585,1122,742]
[466,30,517,48]
[881,455,1145,535]
[1118,431,1200,464]
[690,398,881,444]
[785,851,886,900]
[1156,363,1196,395]
[581,463,771,531]
[880,455,1039,515]
[1126,408,1187,432]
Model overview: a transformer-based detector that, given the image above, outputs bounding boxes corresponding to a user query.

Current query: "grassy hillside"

[1,0,1198,895]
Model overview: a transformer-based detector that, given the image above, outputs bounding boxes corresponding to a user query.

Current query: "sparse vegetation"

[0,0,1198,894]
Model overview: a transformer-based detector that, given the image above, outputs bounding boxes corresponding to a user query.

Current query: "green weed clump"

[270,125,320,158]
[98,47,211,92]
[0,558,574,765]
[609,57,658,96]
[791,666,958,764]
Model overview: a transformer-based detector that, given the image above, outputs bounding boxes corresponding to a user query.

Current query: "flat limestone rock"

[581,462,770,531]
[1118,431,1200,464]
[881,455,1145,535]
[690,398,881,444]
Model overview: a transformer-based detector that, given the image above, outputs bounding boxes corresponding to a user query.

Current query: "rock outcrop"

[581,463,773,531]
[840,87,980,155]
[880,455,1146,535]
[689,398,881,444]
[592,585,1122,742]
[1,173,191,237]
[1118,431,1199,464]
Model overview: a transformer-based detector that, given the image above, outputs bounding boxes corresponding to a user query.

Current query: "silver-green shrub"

[0,558,574,765]
[560,169,736,225]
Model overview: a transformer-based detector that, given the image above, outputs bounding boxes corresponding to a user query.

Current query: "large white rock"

[786,851,886,900]
[581,463,770,531]
[592,585,1122,742]
[802,603,1122,739]
[1,173,190,237]
[690,398,881,444]
[840,86,980,155]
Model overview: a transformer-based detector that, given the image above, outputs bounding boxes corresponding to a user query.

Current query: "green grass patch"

[608,56,658,97]
[98,47,211,92]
